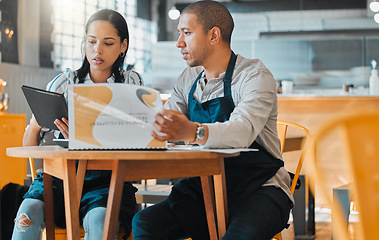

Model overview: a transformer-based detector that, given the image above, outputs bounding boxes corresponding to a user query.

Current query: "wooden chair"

[303,108,379,240]
[271,120,311,240]
[28,157,85,239]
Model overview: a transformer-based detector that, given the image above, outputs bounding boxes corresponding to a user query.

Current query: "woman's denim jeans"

[12,198,112,240]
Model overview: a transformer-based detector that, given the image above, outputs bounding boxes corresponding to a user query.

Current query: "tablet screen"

[22,85,68,130]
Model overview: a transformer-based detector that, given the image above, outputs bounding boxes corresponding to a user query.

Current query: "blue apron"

[168,51,283,238]
[24,74,137,238]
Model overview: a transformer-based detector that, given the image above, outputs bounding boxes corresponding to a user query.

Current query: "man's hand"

[54,118,69,139]
[151,109,198,143]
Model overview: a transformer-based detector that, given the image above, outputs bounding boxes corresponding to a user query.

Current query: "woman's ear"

[209,27,221,46]
[121,39,128,53]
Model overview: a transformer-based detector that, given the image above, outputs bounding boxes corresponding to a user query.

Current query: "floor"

[282,222,331,240]
[134,184,359,240]
[281,206,358,240]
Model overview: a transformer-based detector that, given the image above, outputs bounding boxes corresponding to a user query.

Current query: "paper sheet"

[168,145,258,154]
[68,84,166,150]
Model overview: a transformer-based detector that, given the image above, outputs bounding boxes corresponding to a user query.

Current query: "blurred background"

[1,2,379,238]
[0,0,378,118]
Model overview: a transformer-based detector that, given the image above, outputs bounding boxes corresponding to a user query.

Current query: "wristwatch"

[195,124,206,141]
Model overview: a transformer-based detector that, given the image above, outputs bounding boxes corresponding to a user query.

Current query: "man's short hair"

[182,1,234,43]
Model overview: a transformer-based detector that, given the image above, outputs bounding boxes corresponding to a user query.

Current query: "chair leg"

[272,232,283,240]
[332,186,351,240]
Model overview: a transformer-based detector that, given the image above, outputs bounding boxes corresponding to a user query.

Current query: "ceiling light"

[370,1,379,12]
[168,6,180,20]
[374,13,379,23]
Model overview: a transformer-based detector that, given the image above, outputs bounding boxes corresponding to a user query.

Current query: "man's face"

[176,13,209,67]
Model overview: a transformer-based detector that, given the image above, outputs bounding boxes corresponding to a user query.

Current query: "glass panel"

[55,45,61,58]
[55,21,62,33]
[75,2,85,12]
[54,34,62,44]
[255,39,312,80]
[61,59,74,70]
[86,0,97,5]
[87,6,97,15]
[117,2,125,12]
[74,37,83,47]
[61,35,73,46]
[53,0,155,73]
[255,37,369,87]
[311,39,362,71]
[62,46,73,58]
[127,0,136,7]
[73,59,82,70]
[127,7,136,17]
[62,24,74,35]
[74,25,84,37]
[366,37,379,66]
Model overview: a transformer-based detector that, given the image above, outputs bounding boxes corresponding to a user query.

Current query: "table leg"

[213,158,228,238]
[43,173,55,240]
[201,175,218,240]
[76,160,87,202]
[103,160,127,240]
[62,160,81,240]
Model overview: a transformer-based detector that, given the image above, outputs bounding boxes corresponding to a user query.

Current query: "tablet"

[21,85,68,131]
[53,138,69,148]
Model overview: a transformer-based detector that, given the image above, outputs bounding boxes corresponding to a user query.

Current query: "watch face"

[197,126,206,140]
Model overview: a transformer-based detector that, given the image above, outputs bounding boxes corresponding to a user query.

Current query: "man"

[132,1,294,239]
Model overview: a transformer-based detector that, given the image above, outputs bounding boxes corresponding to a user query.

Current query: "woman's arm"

[23,115,42,146]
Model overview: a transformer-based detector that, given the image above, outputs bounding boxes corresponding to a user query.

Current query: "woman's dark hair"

[76,9,129,83]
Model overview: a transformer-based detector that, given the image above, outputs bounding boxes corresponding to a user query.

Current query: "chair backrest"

[303,108,379,240]
[277,120,310,194]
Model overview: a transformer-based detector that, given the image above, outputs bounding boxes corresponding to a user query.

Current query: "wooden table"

[7,146,239,240]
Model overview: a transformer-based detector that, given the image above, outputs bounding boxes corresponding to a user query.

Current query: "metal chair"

[271,120,311,240]
[303,108,379,240]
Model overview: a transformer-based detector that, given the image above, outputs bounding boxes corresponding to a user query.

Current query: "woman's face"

[85,20,128,76]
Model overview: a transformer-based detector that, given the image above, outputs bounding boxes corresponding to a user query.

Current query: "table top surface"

[6,145,239,160]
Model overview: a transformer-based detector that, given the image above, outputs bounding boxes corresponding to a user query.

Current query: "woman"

[12,9,142,240]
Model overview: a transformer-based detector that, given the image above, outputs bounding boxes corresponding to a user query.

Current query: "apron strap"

[224,51,236,97]
[189,51,237,100]
[224,51,237,81]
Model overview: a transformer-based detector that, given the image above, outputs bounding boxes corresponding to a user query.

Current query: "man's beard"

[186,48,207,67]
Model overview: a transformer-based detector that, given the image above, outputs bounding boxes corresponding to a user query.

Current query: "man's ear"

[121,38,128,52]
[209,26,221,46]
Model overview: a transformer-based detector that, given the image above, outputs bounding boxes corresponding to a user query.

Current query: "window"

[53,0,157,73]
